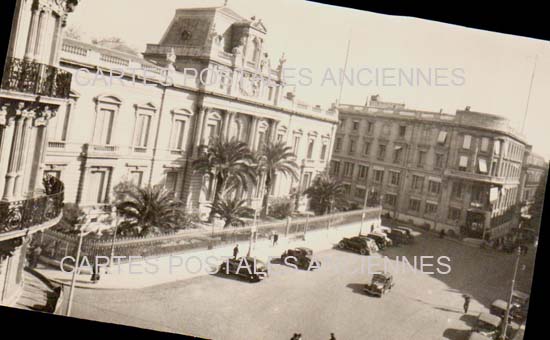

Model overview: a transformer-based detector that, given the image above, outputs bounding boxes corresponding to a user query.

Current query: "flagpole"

[337,28,352,105]
[521,54,538,134]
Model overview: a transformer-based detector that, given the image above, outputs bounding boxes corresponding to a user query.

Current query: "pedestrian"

[91,260,100,283]
[463,295,471,314]
[29,245,42,269]
[233,244,239,259]
[330,333,336,340]
[439,229,445,239]
[273,232,279,246]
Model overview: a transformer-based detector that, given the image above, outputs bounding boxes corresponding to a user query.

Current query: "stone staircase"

[15,268,62,313]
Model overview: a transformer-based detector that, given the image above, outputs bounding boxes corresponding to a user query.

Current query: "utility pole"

[359,185,369,236]
[66,223,89,317]
[500,219,523,340]
[108,206,118,273]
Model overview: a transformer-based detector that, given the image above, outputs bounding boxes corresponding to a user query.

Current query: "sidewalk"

[36,220,365,290]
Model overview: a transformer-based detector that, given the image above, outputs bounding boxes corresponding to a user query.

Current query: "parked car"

[365,232,393,249]
[387,228,412,245]
[364,272,394,297]
[374,226,392,235]
[219,257,269,282]
[280,247,321,270]
[394,226,421,240]
[490,299,524,323]
[511,290,529,320]
[472,313,501,339]
[338,236,378,255]
[467,332,493,340]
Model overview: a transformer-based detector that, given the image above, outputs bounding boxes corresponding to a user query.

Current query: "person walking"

[91,260,101,283]
[233,244,239,259]
[330,333,336,340]
[29,245,42,269]
[463,295,471,314]
[273,231,279,246]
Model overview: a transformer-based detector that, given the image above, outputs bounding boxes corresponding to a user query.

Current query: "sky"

[66,0,550,158]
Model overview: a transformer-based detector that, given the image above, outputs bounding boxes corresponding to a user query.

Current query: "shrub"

[53,203,85,235]
[268,197,294,219]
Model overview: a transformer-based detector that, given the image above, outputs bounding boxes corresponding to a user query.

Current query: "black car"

[364,232,393,250]
[364,272,394,297]
[219,257,268,282]
[338,236,378,255]
[280,247,321,270]
[387,228,412,245]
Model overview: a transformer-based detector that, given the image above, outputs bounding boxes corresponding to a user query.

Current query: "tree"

[209,195,249,229]
[192,137,256,222]
[52,203,85,235]
[304,174,349,215]
[115,185,188,236]
[255,140,299,218]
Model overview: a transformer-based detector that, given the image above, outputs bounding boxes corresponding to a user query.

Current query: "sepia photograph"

[0,0,549,339]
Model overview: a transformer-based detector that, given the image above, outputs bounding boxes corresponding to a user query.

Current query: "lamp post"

[108,206,118,272]
[66,220,91,317]
[247,210,257,257]
[359,186,369,236]
[500,220,523,340]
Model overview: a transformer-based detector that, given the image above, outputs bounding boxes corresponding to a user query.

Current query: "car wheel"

[219,264,227,274]
[338,241,345,249]
[360,248,367,255]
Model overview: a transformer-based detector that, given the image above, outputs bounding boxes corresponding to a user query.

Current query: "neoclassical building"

[42,5,338,214]
[1,0,79,307]
[332,95,541,240]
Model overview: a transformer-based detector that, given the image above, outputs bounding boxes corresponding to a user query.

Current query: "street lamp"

[108,206,118,272]
[66,219,92,317]
[500,223,523,340]
[247,210,257,257]
[359,186,369,236]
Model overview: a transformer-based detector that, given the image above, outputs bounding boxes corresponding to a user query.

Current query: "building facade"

[332,95,534,240]
[519,148,548,216]
[42,5,338,215]
[0,0,78,306]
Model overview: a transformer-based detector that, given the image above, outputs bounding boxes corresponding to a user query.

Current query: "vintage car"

[511,290,529,319]
[280,247,321,270]
[219,257,269,282]
[472,313,502,339]
[394,226,421,240]
[365,232,393,249]
[374,226,392,235]
[338,236,378,255]
[490,299,523,323]
[364,272,394,297]
[387,228,413,245]
[467,332,493,340]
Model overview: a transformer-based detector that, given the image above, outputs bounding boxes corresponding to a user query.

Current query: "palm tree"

[209,195,249,229]
[116,185,187,236]
[193,137,256,222]
[255,140,299,217]
[304,174,349,215]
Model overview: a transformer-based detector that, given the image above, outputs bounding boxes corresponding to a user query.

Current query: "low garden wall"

[38,207,382,262]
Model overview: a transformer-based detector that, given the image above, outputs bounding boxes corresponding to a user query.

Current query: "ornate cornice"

[0,98,58,127]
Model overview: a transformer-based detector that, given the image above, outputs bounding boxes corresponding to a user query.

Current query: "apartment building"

[1,0,79,306]
[42,5,338,214]
[332,95,532,240]
[519,148,548,216]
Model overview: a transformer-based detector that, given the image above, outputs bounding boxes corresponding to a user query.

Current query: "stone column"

[248,116,258,148]
[0,117,16,198]
[13,115,33,199]
[221,111,230,140]
[24,7,40,60]
[195,107,208,147]
[33,10,48,62]
[50,15,64,65]
[3,115,24,200]
[270,120,280,141]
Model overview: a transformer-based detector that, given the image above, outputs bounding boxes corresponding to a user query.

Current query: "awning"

[394,145,403,150]
[478,158,488,173]
[437,131,447,143]
[459,156,468,167]
[428,176,442,182]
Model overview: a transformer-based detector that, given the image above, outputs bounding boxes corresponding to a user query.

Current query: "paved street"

[64,232,535,340]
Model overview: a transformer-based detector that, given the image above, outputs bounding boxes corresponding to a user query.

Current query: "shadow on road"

[442,328,471,340]
[459,314,478,327]
[346,283,366,295]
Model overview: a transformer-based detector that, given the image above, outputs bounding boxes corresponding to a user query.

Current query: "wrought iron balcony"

[1,57,72,99]
[0,192,64,239]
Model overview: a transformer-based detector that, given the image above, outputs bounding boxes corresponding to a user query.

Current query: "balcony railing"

[0,192,64,236]
[1,57,72,99]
